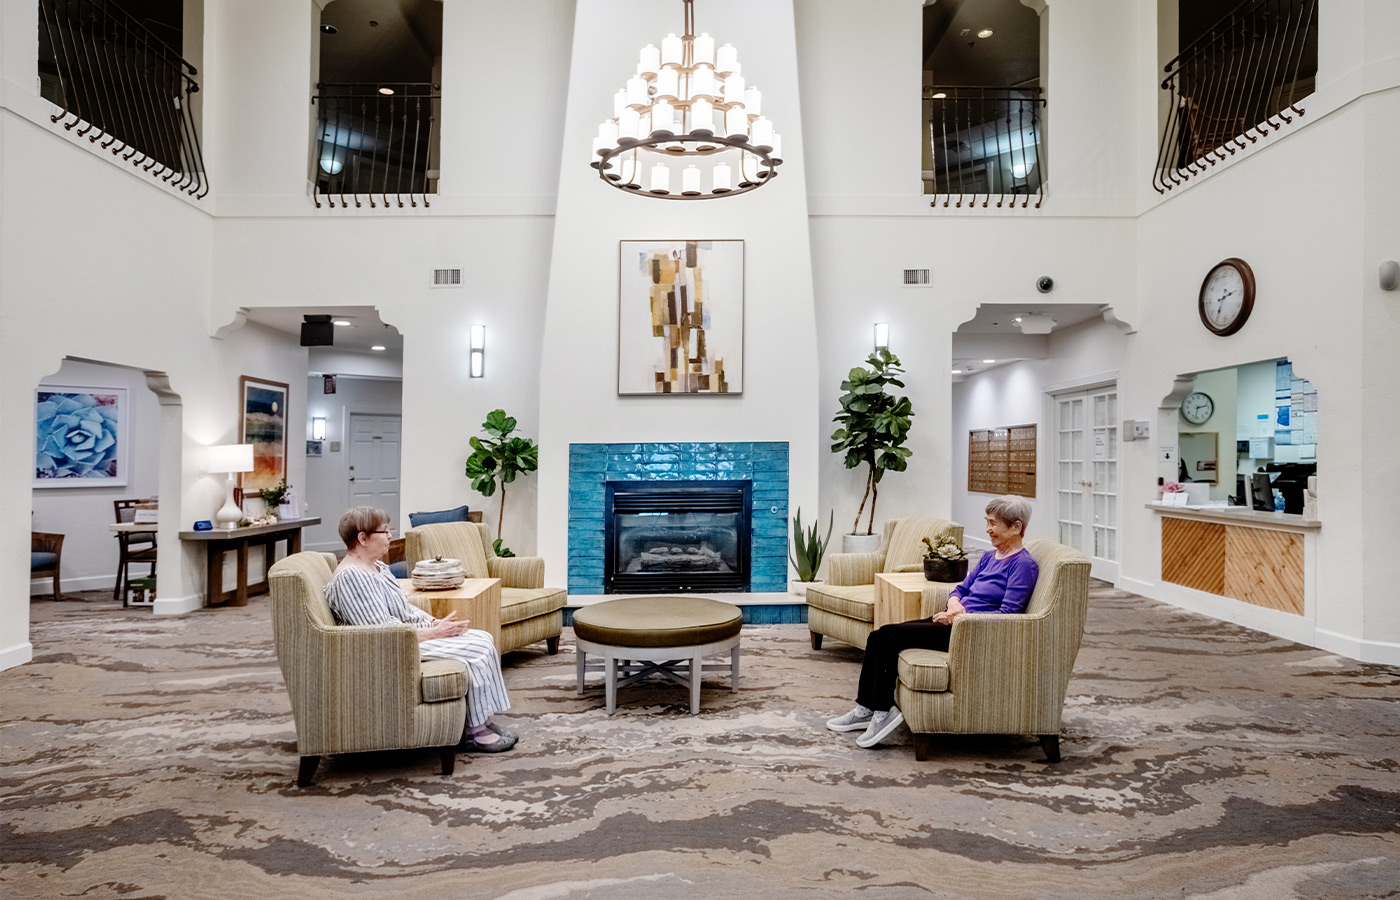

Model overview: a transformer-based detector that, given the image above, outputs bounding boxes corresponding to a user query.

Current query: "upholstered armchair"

[894,539,1091,763]
[405,522,566,656]
[807,516,965,651]
[268,552,467,786]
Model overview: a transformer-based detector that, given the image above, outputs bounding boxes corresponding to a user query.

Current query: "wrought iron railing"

[38,0,208,198]
[312,83,439,209]
[1153,0,1317,193]
[923,86,1044,209]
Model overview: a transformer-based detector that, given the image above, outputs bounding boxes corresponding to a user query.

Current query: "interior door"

[1055,386,1119,582]
[347,413,402,532]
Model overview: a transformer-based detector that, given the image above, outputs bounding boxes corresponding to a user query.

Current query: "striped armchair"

[268,552,467,786]
[405,522,566,657]
[807,517,965,651]
[895,540,1091,762]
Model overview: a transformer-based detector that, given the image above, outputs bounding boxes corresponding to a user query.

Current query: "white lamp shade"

[207,443,254,474]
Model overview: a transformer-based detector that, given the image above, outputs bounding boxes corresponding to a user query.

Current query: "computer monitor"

[1250,473,1274,511]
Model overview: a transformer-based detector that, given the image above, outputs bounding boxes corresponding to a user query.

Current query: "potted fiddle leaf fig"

[465,409,538,558]
[830,349,914,550]
[788,507,834,596]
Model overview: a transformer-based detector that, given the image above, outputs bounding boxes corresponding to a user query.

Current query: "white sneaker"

[856,705,904,748]
[826,706,874,733]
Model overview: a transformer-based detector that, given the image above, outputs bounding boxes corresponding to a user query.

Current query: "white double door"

[1054,386,1119,582]
[348,413,402,530]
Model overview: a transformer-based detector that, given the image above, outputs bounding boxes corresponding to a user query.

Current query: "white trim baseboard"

[0,642,35,671]
[153,594,204,616]
[1314,629,1400,667]
[31,573,121,594]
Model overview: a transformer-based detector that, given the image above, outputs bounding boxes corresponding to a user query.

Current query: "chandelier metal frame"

[591,0,783,200]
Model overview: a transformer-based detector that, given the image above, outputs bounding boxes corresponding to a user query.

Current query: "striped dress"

[324,561,510,727]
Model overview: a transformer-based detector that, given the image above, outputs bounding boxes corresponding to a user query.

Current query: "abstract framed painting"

[239,375,289,493]
[619,239,744,395]
[34,385,129,487]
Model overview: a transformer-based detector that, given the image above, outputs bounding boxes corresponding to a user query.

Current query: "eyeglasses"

[363,529,392,536]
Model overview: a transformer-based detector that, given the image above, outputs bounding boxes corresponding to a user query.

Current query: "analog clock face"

[1181,391,1214,425]
[1198,258,1255,335]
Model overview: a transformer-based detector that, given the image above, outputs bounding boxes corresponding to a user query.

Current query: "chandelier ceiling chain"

[591,0,783,200]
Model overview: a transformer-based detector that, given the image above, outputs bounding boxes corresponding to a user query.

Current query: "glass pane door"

[1055,387,1119,581]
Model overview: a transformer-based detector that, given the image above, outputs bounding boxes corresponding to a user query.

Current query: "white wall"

[302,375,404,550]
[30,360,164,594]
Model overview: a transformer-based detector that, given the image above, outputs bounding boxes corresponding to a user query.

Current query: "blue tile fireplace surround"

[568,442,789,595]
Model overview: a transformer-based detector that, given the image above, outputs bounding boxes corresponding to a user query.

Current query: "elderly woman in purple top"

[827,496,1040,749]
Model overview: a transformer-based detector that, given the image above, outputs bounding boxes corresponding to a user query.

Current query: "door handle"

[348,476,356,482]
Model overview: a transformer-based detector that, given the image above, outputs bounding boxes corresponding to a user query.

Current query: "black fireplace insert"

[604,480,751,593]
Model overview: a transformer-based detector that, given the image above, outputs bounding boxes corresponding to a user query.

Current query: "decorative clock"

[1199,258,1255,336]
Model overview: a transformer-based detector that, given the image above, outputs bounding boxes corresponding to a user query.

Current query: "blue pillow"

[389,561,409,578]
[409,505,470,527]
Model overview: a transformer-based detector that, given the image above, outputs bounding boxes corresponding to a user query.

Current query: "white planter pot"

[842,532,881,553]
[790,579,824,597]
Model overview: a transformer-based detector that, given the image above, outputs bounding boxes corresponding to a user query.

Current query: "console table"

[180,518,321,607]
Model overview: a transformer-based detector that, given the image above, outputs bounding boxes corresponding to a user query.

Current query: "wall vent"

[902,268,932,287]
[431,267,463,288]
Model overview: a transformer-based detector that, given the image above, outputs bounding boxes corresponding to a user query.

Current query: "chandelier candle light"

[591,0,783,200]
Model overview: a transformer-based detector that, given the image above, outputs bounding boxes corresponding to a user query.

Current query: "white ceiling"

[241,306,403,357]
[952,302,1107,376]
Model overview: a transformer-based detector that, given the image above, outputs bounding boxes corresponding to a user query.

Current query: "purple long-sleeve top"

[949,548,1039,614]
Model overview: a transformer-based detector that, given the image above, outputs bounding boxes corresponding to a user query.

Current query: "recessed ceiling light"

[931,92,946,99]
[333,319,351,327]
[1013,317,1022,324]
[983,359,996,364]
[320,24,337,34]
[951,369,962,374]
[378,87,394,95]
[977,28,994,38]
[371,345,386,351]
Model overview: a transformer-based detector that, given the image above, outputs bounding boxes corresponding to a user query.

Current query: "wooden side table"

[873,571,961,629]
[400,578,502,648]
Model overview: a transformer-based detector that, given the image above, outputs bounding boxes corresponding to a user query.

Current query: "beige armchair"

[895,539,1091,762]
[807,517,965,651]
[268,552,468,786]
[405,522,566,656]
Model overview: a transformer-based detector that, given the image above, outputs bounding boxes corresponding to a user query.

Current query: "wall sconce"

[470,325,486,378]
[311,417,326,441]
[873,322,889,351]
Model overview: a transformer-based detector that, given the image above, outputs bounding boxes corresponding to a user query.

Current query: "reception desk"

[1146,503,1319,616]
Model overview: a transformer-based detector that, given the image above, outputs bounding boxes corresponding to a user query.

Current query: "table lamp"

[207,444,254,530]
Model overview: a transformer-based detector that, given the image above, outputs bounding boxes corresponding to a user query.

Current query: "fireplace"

[604,481,752,593]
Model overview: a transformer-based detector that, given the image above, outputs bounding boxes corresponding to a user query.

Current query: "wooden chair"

[31,533,64,601]
[113,499,158,602]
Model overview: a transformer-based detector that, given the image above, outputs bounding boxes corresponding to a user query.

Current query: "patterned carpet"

[2,583,1398,900]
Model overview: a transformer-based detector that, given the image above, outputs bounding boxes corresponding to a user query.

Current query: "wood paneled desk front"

[179,518,321,607]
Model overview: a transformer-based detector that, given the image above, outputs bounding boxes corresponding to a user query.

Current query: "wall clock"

[1199,257,1255,336]
[1180,391,1214,425]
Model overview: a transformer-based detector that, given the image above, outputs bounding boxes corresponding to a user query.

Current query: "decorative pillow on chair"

[408,506,471,527]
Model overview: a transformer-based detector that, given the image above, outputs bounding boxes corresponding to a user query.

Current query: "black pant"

[856,621,952,712]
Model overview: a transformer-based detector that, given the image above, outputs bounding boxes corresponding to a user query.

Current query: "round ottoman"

[572,596,744,714]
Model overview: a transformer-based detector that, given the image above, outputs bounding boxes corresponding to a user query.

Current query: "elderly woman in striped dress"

[325,507,516,753]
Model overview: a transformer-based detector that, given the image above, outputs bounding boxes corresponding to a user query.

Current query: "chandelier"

[591,0,783,199]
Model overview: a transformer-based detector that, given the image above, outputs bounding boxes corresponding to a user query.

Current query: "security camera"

[1036,276,1054,293]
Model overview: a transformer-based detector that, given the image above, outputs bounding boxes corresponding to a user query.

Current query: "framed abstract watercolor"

[239,375,289,493]
[618,239,744,395]
[34,385,129,487]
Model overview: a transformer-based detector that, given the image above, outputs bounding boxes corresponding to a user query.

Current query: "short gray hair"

[338,506,389,549]
[985,496,1031,534]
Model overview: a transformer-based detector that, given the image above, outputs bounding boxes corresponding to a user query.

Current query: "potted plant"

[465,409,539,557]
[257,479,291,520]
[788,508,833,596]
[921,535,968,583]
[830,349,914,551]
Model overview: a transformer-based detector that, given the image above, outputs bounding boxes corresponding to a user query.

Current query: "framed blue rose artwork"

[34,385,129,487]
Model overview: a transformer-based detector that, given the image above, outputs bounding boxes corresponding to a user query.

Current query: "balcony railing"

[1154,0,1317,193]
[923,86,1044,209]
[38,0,208,198]
[312,83,439,209]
